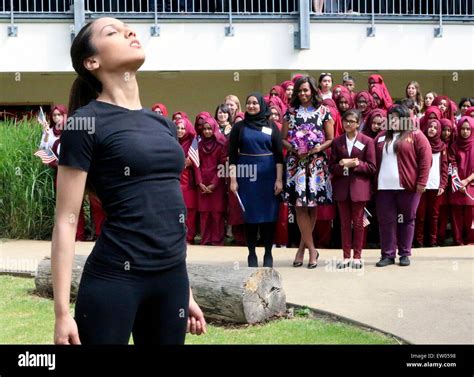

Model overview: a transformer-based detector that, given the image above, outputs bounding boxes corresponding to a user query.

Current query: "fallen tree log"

[35,256,287,324]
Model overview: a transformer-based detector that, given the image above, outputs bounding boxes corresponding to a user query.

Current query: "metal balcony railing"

[0,0,72,13]
[0,0,472,17]
[313,0,472,17]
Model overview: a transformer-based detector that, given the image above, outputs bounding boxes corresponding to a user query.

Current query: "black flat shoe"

[376,257,395,267]
[399,256,411,266]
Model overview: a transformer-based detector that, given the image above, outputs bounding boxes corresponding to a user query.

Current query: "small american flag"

[34,148,57,165]
[363,207,372,227]
[38,106,46,124]
[188,137,200,168]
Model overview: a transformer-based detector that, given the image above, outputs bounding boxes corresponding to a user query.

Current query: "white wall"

[0,20,472,72]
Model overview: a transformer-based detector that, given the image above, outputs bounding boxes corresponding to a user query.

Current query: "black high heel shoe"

[307,250,319,269]
[292,249,305,267]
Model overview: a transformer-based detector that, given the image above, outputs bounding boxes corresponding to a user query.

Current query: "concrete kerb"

[288,302,409,345]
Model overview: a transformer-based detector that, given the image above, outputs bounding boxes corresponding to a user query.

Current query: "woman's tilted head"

[71,17,145,80]
[69,18,146,114]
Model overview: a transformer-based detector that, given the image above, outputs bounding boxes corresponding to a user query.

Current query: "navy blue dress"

[237,126,279,224]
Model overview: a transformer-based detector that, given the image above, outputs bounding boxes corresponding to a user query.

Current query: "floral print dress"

[285,105,333,207]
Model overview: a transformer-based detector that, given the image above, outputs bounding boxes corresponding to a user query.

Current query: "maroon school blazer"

[329,132,377,202]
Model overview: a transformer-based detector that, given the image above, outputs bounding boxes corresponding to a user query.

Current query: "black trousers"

[75,259,189,345]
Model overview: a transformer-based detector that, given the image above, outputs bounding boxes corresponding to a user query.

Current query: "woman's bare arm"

[319,119,335,152]
[51,165,87,343]
[281,119,295,152]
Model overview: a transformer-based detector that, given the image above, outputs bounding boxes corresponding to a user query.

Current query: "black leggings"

[245,222,276,266]
[75,259,189,345]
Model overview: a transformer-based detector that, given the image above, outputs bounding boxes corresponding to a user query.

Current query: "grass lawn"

[0,275,399,345]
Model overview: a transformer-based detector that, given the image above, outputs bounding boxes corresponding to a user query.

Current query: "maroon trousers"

[376,190,421,258]
[232,225,247,246]
[337,200,366,259]
[313,220,332,248]
[451,205,474,245]
[76,195,106,241]
[200,212,225,246]
[414,190,442,246]
[437,204,451,245]
[186,208,198,243]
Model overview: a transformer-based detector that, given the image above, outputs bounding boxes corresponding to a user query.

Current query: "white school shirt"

[378,133,404,190]
[426,152,441,190]
[346,135,356,156]
[320,91,333,100]
[39,128,59,151]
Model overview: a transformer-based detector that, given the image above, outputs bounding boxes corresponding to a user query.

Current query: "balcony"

[0,1,472,20]
[0,0,472,114]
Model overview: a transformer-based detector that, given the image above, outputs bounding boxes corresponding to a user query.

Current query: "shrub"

[0,120,56,239]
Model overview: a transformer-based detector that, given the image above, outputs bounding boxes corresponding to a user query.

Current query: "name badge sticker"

[377,135,386,143]
[262,127,273,136]
[354,141,365,150]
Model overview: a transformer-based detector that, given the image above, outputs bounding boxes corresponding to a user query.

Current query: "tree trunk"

[34,256,287,324]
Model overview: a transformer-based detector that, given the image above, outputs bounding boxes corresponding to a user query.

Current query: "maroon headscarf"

[194,111,212,134]
[464,106,474,118]
[280,80,294,105]
[355,91,376,125]
[50,104,67,137]
[432,96,455,123]
[280,80,294,90]
[450,100,458,122]
[199,116,227,155]
[331,85,349,102]
[420,106,443,132]
[269,105,283,131]
[234,112,245,123]
[322,99,343,138]
[363,109,386,139]
[292,74,304,84]
[370,84,391,112]
[440,119,456,148]
[172,111,189,121]
[269,102,283,124]
[177,117,197,156]
[269,85,287,105]
[368,74,393,107]
[452,116,474,179]
[268,96,288,117]
[335,91,355,114]
[424,119,445,153]
[151,103,168,117]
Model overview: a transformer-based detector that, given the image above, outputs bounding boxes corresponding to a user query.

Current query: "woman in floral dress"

[281,76,335,268]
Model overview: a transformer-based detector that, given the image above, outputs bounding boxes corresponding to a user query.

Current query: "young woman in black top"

[51,17,206,345]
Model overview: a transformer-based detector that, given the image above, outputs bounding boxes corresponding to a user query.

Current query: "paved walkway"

[1,239,472,344]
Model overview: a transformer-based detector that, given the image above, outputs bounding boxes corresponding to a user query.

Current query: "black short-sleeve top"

[59,100,186,272]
